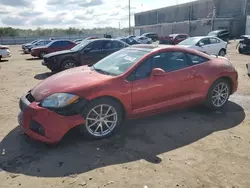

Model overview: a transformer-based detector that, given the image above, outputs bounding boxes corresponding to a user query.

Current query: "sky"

[0,0,195,29]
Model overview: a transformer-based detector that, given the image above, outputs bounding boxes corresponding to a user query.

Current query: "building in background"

[134,0,250,37]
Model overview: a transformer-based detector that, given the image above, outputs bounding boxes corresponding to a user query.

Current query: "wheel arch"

[211,76,233,94]
[86,95,127,118]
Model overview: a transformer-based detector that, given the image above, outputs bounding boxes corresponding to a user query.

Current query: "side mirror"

[151,68,165,77]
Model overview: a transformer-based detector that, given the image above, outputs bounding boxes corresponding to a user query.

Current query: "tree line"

[0,27,129,37]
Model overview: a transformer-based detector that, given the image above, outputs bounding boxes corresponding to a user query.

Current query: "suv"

[141,32,159,41]
[42,39,129,72]
[208,30,230,42]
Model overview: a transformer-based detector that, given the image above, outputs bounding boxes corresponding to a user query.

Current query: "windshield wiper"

[93,67,112,75]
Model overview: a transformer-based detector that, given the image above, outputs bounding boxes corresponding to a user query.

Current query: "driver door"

[130,51,194,116]
[195,38,212,54]
[80,40,106,65]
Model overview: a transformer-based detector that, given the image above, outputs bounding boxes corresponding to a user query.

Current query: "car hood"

[23,43,32,46]
[44,50,74,58]
[31,66,111,101]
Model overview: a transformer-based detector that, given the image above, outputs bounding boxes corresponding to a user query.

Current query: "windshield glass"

[93,49,149,76]
[179,37,201,46]
[31,40,38,44]
[71,40,91,51]
[208,31,220,36]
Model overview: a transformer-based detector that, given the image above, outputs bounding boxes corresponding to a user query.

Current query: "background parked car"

[31,40,76,59]
[23,39,52,54]
[134,36,152,44]
[42,39,129,72]
[179,36,227,56]
[237,35,250,54]
[208,29,230,42]
[22,40,38,50]
[0,45,11,61]
[141,32,159,41]
[168,33,189,44]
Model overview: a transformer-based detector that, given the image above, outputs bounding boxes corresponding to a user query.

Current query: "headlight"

[41,93,79,108]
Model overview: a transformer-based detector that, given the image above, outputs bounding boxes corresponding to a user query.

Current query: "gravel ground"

[0,41,250,188]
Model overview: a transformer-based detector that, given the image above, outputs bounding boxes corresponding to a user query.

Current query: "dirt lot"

[0,42,250,188]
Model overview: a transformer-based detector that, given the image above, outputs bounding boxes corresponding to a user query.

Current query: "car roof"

[188,36,220,40]
[127,44,212,59]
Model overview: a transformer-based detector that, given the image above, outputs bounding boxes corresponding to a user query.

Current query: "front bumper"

[19,93,85,144]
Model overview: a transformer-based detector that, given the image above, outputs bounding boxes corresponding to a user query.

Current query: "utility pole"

[211,6,216,31]
[129,0,131,35]
[119,22,121,36]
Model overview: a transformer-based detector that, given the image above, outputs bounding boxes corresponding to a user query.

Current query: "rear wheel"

[60,59,77,71]
[218,49,226,56]
[39,51,47,59]
[205,79,231,110]
[80,98,123,139]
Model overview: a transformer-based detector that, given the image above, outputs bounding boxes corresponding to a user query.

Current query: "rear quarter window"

[187,53,209,65]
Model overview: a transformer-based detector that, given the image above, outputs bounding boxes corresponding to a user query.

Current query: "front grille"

[30,120,45,136]
[26,93,35,103]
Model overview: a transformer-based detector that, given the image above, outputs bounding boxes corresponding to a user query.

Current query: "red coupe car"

[19,44,238,144]
[30,40,76,59]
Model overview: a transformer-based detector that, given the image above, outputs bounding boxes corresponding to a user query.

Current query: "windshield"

[179,37,201,46]
[31,40,38,44]
[71,40,91,51]
[208,31,220,36]
[92,49,149,76]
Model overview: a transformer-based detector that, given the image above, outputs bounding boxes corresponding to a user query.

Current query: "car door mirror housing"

[151,68,165,77]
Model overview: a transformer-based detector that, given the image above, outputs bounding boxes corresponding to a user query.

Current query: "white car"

[0,45,11,61]
[134,36,152,44]
[178,36,227,56]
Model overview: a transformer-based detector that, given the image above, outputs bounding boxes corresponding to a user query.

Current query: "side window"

[187,53,209,65]
[199,38,211,46]
[152,52,189,72]
[127,58,152,81]
[111,41,124,49]
[88,41,103,51]
[50,41,61,47]
[103,41,113,49]
[210,38,220,44]
[176,35,187,40]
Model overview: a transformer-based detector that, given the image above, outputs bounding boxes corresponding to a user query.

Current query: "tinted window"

[210,38,220,44]
[103,41,113,49]
[176,35,187,40]
[111,41,124,49]
[50,41,62,47]
[132,58,152,80]
[152,52,189,72]
[88,41,103,51]
[199,38,211,46]
[187,53,208,65]
[62,41,73,46]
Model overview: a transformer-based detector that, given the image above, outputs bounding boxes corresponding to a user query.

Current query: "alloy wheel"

[211,82,229,107]
[85,104,118,137]
[64,61,76,69]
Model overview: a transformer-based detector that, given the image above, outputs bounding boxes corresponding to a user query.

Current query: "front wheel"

[218,49,226,56]
[205,79,231,110]
[80,98,123,139]
[39,51,47,59]
[60,59,77,71]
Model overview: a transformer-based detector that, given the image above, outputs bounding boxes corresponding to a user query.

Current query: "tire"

[39,51,47,59]
[60,59,77,71]
[205,79,231,110]
[218,49,226,56]
[80,98,124,139]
